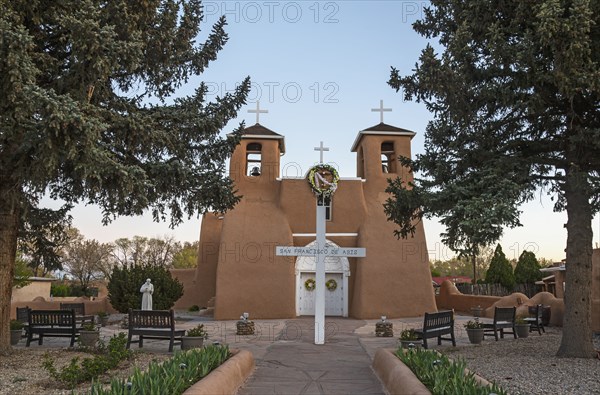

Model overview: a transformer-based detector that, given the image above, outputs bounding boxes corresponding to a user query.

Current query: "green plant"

[188,305,200,312]
[87,344,230,395]
[107,264,184,313]
[514,250,543,284]
[515,316,528,325]
[51,283,71,297]
[186,324,208,338]
[81,321,97,331]
[464,320,483,329]
[484,244,516,290]
[43,333,131,389]
[97,311,108,318]
[400,328,418,341]
[395,348,507,395]
[10,320,24,330]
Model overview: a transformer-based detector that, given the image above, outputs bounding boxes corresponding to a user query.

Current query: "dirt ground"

[0,347,171,395]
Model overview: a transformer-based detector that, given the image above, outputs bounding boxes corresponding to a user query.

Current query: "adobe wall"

[436,281,565,326]
[10,296,116,319]
[214,139,295,319]
[11,279,53,302]
[171,268,199,310]
[214,198,295,319]
[193,214,223,308]
[350,135,436,318]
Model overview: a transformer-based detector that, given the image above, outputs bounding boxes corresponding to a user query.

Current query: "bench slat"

[414,310,456,349]
[127,309,182,352]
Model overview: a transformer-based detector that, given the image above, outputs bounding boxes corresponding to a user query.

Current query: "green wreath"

[307,164,340,197]
[304,278,316,291]
[325,279,338,291]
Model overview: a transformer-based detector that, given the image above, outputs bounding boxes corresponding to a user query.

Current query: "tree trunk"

[471,253,477,283]
[0,186,20,355]
[557,165,595,358]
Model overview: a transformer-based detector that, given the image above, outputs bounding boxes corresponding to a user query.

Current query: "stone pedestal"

[236,320,255,335]
[375,322,393,337]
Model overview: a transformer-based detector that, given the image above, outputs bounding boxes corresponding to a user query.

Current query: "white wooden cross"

[275,143,366,345]
[248,100,268,124]
[371,99,392,123]
[275,220,365,344]
[314,141,329,163]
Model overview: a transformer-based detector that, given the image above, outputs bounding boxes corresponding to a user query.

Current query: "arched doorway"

[295,240,350,317]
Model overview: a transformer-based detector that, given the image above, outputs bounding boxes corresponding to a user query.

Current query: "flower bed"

[372,348,507,395]
[87,345,232,394]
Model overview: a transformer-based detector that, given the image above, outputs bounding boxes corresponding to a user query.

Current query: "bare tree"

[61,229,113,294]
[112,235,182,268]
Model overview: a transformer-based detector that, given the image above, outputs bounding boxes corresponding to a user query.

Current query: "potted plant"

[97,311,109,327]
[399,328,421,349]
[79,321,100,347]
[181,324,208,350]
[515,316,530,338]
[10,320,24,345]
[464,319,484,344]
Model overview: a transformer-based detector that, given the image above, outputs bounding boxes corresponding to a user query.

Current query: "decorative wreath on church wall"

[325,279,338,292]
[307,164,340,197]
[304,278,316,291]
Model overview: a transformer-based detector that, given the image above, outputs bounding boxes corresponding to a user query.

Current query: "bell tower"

[348,101,436,318]
[228,101,285,197]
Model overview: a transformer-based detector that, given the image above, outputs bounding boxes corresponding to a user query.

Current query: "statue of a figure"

[140,278,154,310]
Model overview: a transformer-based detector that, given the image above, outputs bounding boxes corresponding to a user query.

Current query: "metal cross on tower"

[314,141,330,163]
[248,101,268,124]
[371,99,392,123]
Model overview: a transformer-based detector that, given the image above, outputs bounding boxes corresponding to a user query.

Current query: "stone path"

[237,317,385,395]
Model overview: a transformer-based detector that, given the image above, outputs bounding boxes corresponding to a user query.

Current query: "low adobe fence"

[455,283,541,298]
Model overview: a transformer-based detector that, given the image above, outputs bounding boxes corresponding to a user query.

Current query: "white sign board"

[275,246,366,258]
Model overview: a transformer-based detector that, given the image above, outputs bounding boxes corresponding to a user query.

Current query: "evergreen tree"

[514,251,543,284]
[485,245,515,290]
[384,0,599,358]
[108,264,184,313]
[0,0,249,353]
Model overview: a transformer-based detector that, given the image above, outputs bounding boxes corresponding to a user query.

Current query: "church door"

[298,272,344,316]
[324,273,344,316]
[299,272,316,316]
[295,240,350,317]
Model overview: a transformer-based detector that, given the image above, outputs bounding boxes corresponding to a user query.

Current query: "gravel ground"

[0,323,598,394]
[0,347,171,395]
[440,327,600,395]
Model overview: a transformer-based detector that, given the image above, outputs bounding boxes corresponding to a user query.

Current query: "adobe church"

[190,106,436,319]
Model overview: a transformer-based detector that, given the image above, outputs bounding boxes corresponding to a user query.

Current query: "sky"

[42,1,600,262]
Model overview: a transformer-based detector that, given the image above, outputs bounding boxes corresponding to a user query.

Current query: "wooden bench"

[483,306,516,341]
[60,302,86,315]
[60,302,95,328]
[26,309,78,347]
[414,310,456,349]
[127,309,185,352]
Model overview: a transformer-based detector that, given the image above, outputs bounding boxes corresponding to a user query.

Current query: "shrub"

[186,324,208,338]
[51,282,71,297]
[42,333,131,389]
[188,305,200,312]
[485,244,515,290]
[107,264,184,313]
[10,320,24,330]
[87,345,230,395]
[395,348,507,395]
[81,321,97,331]
[464,320,483,329]
[400,329,418,341]
[514,250,542,284]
